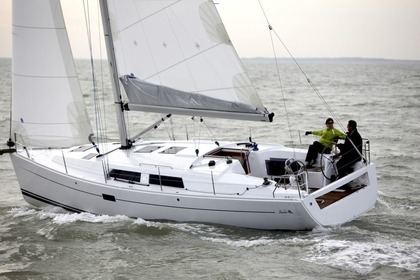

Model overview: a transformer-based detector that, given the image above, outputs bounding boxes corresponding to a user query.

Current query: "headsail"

[12,0,92,147]
[106,0,272,122]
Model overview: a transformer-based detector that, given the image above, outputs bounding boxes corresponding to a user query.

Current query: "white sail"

[106,0,272,121]
[12,0,92,148]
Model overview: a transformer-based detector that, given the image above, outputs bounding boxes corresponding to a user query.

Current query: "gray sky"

[1,0,419,60]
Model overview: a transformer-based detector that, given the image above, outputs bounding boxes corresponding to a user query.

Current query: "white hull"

[10,140,377,230]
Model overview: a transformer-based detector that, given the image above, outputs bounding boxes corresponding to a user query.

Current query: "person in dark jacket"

[335,120,363,178]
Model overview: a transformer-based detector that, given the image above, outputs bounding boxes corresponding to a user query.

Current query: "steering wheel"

[285,158,305,174]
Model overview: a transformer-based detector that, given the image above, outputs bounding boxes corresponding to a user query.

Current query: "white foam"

[304,238,420,273]
[36,227,56,240]
[132,217,148,225]
[8,206,132,225]
[50,212,131,225]
[201,236,275,247]
[8,207,37,218]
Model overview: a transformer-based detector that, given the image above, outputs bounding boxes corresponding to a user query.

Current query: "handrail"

[272,170,308,198]
[139,162,173,169]
[363,138,371,164]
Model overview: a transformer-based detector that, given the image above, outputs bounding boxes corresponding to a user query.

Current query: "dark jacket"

[337,128,363,161]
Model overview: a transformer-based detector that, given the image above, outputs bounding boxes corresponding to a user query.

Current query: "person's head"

[325,118,334,128]
[347,120,357,132]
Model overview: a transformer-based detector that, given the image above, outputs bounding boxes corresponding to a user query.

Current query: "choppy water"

[0,57,419,279]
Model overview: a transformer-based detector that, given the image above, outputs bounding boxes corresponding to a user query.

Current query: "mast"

[98,0,131,148]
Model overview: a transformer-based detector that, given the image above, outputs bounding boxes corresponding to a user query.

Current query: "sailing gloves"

[305,131,312,135]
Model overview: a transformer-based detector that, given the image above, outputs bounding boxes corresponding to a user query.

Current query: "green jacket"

[312,128,346,148]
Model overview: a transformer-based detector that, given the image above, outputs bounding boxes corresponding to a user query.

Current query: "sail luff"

[12,0,93,148]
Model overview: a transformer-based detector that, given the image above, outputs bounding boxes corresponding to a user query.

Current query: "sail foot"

[120,75,272,122]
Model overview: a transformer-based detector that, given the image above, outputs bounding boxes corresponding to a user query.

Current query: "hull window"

[109,169,141,183]
[102,194,116,202]
[149,174,184,188]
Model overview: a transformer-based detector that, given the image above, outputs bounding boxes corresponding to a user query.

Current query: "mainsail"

[12,0,92,148]
[106,0,272,121]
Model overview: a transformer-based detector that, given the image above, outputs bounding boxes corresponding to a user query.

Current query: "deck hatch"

[135,146,163,153]
[159,146,187,154]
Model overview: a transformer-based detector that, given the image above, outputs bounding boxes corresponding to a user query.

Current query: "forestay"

[12,0,92,148]
[106,0,272,121]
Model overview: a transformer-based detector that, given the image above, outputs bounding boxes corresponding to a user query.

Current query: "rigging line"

[161,114,174,141]
[257,0,270,24]
[269,23,294,147]
[83,1,102,143]
[96,1,109,156]
[257,0,345,132]
[270,27,345,131]
[258,0,296,157]
[8,75,13,141]
[170,117,175,140]
[202,120,217,141]
[115,7,137,144]
[198,117,202,154]
[97,6,113,171]
[191,117,201,153]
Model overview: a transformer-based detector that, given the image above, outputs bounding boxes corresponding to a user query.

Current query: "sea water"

[0,58,419,279]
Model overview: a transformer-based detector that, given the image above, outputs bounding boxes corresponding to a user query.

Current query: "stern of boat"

[302,163,377,227]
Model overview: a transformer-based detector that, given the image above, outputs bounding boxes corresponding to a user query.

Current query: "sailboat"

[4,0,377,230]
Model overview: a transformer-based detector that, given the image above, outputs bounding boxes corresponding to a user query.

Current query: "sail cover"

[12,0,93,147]
[106,0,271,121]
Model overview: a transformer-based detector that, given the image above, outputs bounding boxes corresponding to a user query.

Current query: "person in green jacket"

[304,118,346,168]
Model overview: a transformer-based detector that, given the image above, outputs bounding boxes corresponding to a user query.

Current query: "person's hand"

[305,131,312,135]
[333,154,340,160]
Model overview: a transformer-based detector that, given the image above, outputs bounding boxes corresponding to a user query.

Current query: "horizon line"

[0,56,419,62]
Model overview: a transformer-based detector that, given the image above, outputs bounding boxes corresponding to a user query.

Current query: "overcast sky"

[1,0,419,60]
